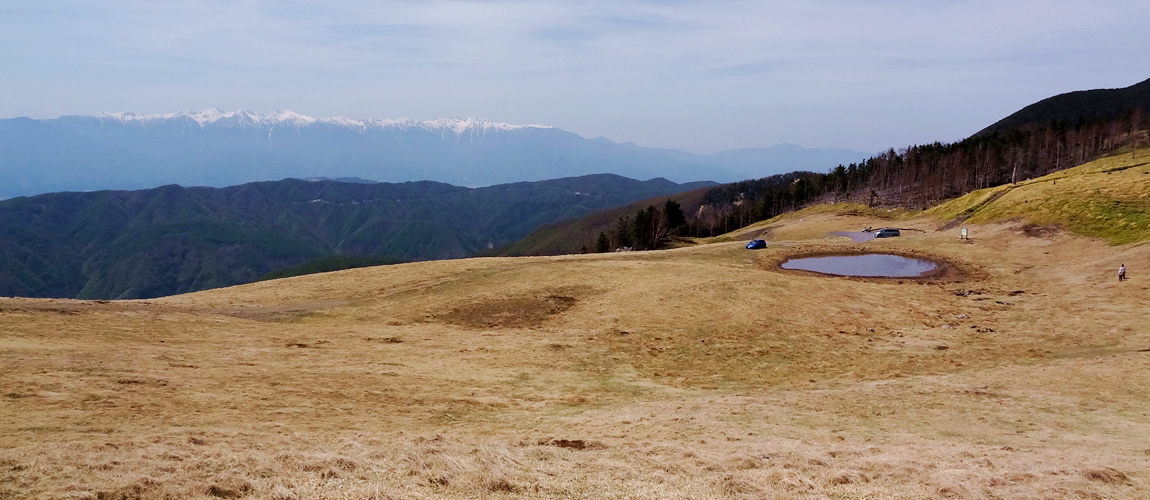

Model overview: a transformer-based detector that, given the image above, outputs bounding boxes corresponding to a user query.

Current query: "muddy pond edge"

[756,244,986,284]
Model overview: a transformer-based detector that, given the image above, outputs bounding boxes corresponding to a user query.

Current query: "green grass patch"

[927,186,1011,221]
[931,148,1150,244]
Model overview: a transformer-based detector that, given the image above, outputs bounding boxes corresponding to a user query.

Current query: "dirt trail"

[938,187,1013,231]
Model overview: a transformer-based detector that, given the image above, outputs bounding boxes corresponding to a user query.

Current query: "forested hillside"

[499,186,713,256]
[978,77,1150,135]
[695,94,1148,234]
[0,175,712,299]
[509,78,1150,253]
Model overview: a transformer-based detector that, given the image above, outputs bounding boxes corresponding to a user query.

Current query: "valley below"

[3,183,1149,498]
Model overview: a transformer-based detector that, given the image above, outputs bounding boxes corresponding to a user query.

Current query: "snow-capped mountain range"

[90,109,552,135]
[0,110,867,199]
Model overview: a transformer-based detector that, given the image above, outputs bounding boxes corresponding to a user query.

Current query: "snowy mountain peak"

[85,109,552,134]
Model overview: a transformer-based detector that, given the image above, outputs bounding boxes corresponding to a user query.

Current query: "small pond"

[781,254,938,278]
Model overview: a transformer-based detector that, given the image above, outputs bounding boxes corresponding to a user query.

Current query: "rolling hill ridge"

[0,174,713,299]
[977,77,1150,136]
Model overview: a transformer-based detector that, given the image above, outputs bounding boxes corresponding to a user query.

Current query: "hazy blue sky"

[2,0,1147,153]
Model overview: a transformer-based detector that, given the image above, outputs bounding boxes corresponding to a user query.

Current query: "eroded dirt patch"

[1020,223,1062,238]
[436,294,579,329]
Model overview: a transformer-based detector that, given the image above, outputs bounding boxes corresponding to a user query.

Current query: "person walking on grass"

[1119,264,1126,282]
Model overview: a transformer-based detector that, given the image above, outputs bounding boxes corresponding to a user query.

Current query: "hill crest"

[976,77,1150,136]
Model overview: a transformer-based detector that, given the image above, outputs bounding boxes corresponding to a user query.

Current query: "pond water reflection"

[780,254,937,277]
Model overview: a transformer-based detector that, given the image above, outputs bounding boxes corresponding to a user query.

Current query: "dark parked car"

[746,239,767,249]
[873,228,901,238]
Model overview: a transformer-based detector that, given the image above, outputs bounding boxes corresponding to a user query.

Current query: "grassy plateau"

[2,151,1149,499]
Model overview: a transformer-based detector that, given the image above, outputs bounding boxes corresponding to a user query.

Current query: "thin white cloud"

[1,0,1147,151]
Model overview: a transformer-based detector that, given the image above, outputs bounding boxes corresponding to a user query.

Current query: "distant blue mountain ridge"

[0,110,868,199]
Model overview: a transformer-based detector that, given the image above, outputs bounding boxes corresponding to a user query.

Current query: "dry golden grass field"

[3,152,1150,499]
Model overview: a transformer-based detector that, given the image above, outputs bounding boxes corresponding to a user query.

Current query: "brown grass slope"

[3,154,1150,498]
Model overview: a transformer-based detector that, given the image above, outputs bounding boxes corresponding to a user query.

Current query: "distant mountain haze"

[0,110,868,199]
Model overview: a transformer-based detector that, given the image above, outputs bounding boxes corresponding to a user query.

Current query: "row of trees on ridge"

[682,112,1148,239]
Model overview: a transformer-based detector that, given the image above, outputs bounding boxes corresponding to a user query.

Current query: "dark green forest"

[0,175,712,299]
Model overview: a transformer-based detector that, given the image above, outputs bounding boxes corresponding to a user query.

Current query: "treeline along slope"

[508,77,1150,254]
